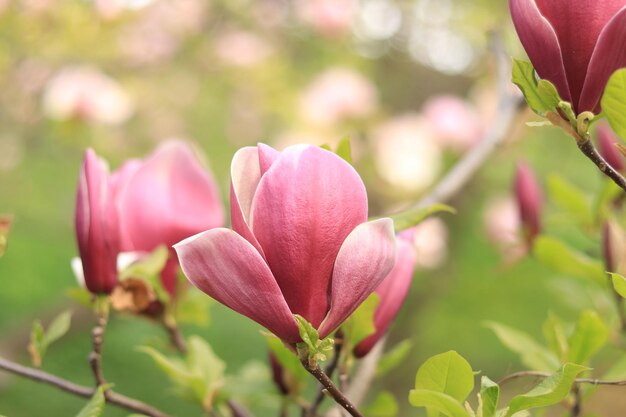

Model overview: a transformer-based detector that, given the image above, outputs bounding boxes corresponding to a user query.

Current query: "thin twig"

[498,370,626,386]
[89,315,108,387]
[577,137,626,192]
[305,333,344,417]
[0,356,173,417]
[163,317,188,354]
[300,358,363,417]
[571,384,582,417]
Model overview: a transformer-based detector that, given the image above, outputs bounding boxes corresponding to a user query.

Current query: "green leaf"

[610,273,626,298]
[343,293,380,347]
[363,391,399,417]
[547,175,593,225]
[505,363,589,417]
[335,137,352,164]
[567,310,608,365]
[408,390,470,417]
[601,68,626,140]
[76,385,109,417]
[511,59,561,116]
[485,322,559,371]
[376,339,412,377]
[295,315,319,354]
[388,203,456,232]
[43,310,72,347]
[479,377,499,417]
[414,351,474,402]
[542,313,568,361]
[532,236,606,284]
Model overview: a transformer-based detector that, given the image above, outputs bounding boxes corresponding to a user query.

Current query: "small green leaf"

[610,273,626,298]
[505,363,590,417]
[511,59,561,116]
[343,293,380,347]
[547,175,593,225]
[533,236,606,284]
[376,339,412,377]
[295,315,319,353]
[335,137,352,164]
[542,313,568,362]
[76,384,110,417]
[479,377,499,417]
[567,310,608,365]
[388,204,456,232]
[485,322,559,371]
[28,320,45,367]
[601,68,626,140]
[408,389,470,417]
[44,310,72,347]
[363,391,399,417]
[414,351,474,402]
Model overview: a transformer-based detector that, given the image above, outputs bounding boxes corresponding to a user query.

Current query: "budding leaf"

[485,322,559,371]
[511,59,561,116]
[295,315,333,362]
[28,310,72,367]
[479,377,499,417]
[532,236,606,285]
[76,384,110,417]
[567,310,608,365]
[388,203,456,232]
[504,363,590,417]
[610,273,626,298]
[335,137,352,164]
[601,68,626,140]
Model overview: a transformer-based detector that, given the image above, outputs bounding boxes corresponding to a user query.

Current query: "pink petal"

[120,141,224,252]
[318,218,396,338]
[174,228,299,341]
[354,237,416,357]
[579,6,626,113]
[250,145,368,328]
[258,143,280,175]
[110,159,141,251]
[533,0,626,111]
[510,0,571,104]
[229,147,265,256]
[75,149,119,294]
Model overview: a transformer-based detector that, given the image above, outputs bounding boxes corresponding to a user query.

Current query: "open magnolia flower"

[175,144,397,343]
[510,0,626,114]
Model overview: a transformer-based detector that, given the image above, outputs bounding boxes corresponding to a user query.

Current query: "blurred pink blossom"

[408,218,449,270]
[42,66,134,125]
[214,30,274,68]
[371,114,442,192]
[296,0,356,37]
[300,67,378,126]
[422,95,483,152]
[483,197,521,249]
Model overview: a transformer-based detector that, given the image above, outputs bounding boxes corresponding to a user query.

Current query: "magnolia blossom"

[411,218,448,270]
[214,30,274,68]
[422,95,483,152]
[597,123,625,173]
[514,162,543,246]
[42,66,133,125]
[75,142,224,295]
[371,114,442,193]
[299,68,378,126]
[509,0,626,114]
[296,0,356,37]
[354,233,417,357]
[175,144,396,342]
[484,197,521,249]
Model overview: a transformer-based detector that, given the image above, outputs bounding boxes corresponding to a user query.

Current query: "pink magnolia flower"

[214,30,274,68]
[514,162,543,246]
[75,142,224,296]
[509,0,626,114]
[597,123,625,173]
[422,95,483,152]
[354,233,416,357]
[299,68,378,127]
[296,0,356,37]
[175,144,396,342]
[75,149,120,294]
[484,197,521,249]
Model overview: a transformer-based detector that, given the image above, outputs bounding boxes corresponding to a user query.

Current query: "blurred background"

[0,0,622,415]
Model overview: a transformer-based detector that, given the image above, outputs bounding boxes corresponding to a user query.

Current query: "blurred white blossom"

[296,0,356,37]
[214,30,274,68]
[483,196,520,249]
[42,66,134,125]
[422,95,483,152]
[400,218,449,269]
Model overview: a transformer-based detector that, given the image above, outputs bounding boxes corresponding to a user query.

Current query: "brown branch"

[304,333,344,417]
[163,317,188,354]
[89,315,107,387]
[300,358,363,417]
[498,370,626,386]
[577,137,626,192]
[0,356,173,417]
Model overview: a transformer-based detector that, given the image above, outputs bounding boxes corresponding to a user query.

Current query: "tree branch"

[304,333,344,417]
[89,315,107,387]
[498,370,626,386]
[0,356,173,417]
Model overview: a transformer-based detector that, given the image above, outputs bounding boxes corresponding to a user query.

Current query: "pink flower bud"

[514,162,543,246]
[509,0,626,114]
[75,149,120,294]
[175,144,397,342]
[354,234,416,357]
[597,123,625,173]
